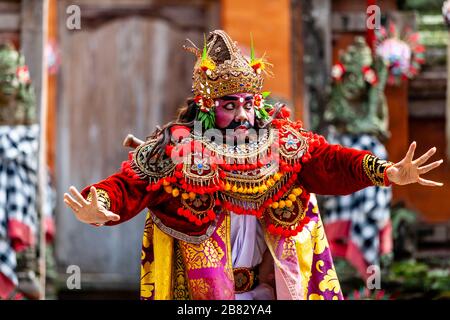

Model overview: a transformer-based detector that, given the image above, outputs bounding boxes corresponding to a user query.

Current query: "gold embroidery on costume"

[279,125,308,159]
[316,260,325,274]
[173,241,190,300]
[311,218,327,255]
[362,154,394,187]
[140,261,155,299]
[133,139,176,183]
[86,188,111,210]
[142,213,153,249]
[189,279,211,299]
[180,238,225,269]
[183,152,219,185]
[318,268,341,294]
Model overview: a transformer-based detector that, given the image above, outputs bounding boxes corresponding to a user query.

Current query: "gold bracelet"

[86,188,111,210]
[362,154,394,187]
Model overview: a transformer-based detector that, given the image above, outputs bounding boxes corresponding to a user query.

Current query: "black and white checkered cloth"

[0,125,39,293]
[321,133,392,269]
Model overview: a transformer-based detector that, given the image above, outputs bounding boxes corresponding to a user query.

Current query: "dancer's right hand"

[64,186,120,225]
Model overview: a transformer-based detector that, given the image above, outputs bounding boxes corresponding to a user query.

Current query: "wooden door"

[55,0,219,293]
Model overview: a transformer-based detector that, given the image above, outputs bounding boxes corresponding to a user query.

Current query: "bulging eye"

[244,102,253,110]
[224,103,235,110]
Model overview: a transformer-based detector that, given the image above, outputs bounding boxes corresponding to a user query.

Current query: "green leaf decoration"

[262,91,271,98]
[250,33,255,63]
[263,102,273,110]
[201,33,207,62]
[197,109,216,130]
[255,107,270,121]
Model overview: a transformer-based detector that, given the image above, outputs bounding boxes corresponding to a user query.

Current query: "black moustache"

[226,120,252,130]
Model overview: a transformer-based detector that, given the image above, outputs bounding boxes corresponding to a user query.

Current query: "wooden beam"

[0,1,20,11]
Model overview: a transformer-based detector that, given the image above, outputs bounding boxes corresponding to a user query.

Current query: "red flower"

[269,105,291,119]
[194,95,214,112]
[254,93,264,110]
[194,95,202,104]
[279,106,291,118]
[252,62,262,74]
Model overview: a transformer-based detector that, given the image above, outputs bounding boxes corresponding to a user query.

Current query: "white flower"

[191,157,210,175]
[331,64,345,80]
[281,134,299,150]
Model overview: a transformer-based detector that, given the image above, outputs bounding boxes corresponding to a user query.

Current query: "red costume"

[77,30,394,300]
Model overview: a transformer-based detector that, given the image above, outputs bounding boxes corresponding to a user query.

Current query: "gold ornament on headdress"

[184,30,269,100]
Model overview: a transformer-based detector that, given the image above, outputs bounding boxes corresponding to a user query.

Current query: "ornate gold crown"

[185,30,266,100]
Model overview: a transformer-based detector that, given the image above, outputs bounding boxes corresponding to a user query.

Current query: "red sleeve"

[298,135,373,196]
[80,160,168,226]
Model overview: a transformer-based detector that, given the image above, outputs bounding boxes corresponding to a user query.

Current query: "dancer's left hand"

[387,141,444,187]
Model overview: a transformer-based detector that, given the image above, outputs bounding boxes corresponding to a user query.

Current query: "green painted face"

[340,37,374,100]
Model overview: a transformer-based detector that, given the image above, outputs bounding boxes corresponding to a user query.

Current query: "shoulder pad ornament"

[278,124,308,161]
[132,139,176,183]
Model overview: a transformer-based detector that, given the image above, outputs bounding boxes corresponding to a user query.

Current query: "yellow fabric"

[295,230,313,298]
[296,202,342,300]
[153,223,174,300]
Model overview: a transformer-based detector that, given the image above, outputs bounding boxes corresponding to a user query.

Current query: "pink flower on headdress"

[331,63,345,81]
[362,66,378,85]
[16,65,31,84]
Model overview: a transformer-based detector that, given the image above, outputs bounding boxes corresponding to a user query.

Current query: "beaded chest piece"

[129,119,322,237]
